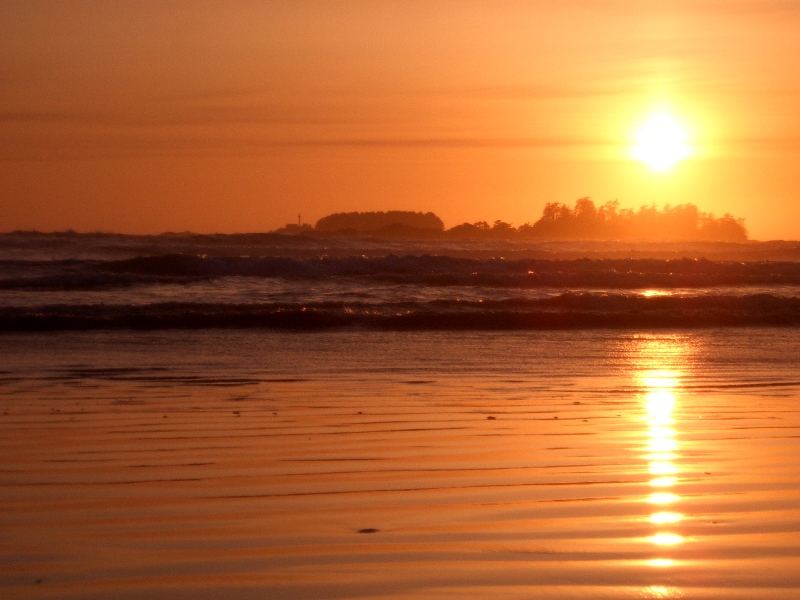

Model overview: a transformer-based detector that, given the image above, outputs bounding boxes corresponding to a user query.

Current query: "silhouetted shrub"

[315,211,444,232]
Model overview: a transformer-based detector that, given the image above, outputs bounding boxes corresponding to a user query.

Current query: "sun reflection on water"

[648,492,679,505]
[650,512,682,524]
[650,532,684,546]
[632,337,691,598]
[638,368,684,600]
[641,290,671,298]
[650,477,676,487]
[642,585,684,598]
[647,559,675,568]
[649,462,677,475]
[643,371,683,547]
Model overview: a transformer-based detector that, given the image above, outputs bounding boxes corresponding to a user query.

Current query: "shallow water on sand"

[2,329,800,599]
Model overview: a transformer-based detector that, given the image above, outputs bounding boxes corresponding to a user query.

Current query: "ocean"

[2,232,800,599]
[2,231,800,331]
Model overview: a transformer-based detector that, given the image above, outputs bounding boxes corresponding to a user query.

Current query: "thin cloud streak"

[0,136,611,161]
[3,133,799,163]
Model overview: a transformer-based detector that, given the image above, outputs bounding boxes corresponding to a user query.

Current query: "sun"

[632,112,690,172]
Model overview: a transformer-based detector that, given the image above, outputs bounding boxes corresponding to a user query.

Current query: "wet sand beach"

[2,329,800,599]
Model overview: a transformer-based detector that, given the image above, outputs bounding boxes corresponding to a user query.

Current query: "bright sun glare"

[632,113,690,172]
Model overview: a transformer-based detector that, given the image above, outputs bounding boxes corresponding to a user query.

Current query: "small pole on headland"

[298,213,301,226]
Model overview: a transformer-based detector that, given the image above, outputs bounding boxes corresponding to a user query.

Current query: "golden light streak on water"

[649,462,677,475]
[642,584,684,598]
[647,558,676,568]
[649,476,676,487]
[649,426,675,438]
[641,290,671,298]
[650,533,684,546]
[649,439,676,453]
[649,492,679,504]
[646,452,675,461]
[650,512,682,524]
[637,358,686,597]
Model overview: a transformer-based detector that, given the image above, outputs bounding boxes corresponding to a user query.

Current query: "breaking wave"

[3,233,800,331]
[2,293,800,331]
[4,254,800,291]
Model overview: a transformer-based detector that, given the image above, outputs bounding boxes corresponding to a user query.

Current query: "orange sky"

[1,1,799,238]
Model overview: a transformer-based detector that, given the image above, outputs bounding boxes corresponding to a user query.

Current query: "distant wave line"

[2,294,800,331]
[5,254,800,290]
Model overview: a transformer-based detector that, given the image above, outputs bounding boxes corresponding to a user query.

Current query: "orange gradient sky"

[1,1,799,238]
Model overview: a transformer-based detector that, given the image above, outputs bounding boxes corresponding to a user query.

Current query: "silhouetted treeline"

[315,211,444,232]
[307,200,747,241]
[449,199,748,242]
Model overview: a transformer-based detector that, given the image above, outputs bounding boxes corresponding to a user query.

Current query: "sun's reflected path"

[629,335,693,598]
[630,334,697,598]
[643,371,684,553]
